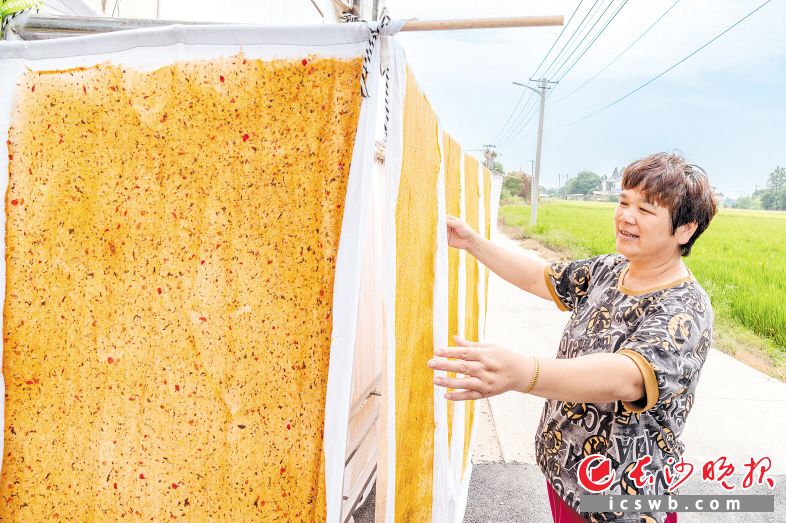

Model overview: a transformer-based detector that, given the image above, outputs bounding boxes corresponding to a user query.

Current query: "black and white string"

[1,1,43,39]
[341,12,394,138]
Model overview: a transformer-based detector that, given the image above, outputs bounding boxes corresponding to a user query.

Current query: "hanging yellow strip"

[442,132,462,448]
[462,155,480,477]
[483,167,492,241]
[483,166,492,321]
[394,68,441,522]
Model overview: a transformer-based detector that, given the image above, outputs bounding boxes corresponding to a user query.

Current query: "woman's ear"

[675,221,698,245]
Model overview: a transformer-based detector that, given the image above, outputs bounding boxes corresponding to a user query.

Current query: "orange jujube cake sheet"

[443,133,462,344]
[483,166,491,320]
[394,68,441,522]
[442,131,462,447]
[483,166,491,242]
[462,155,480,345]
[462,154,480,477]
[2,55,361,521]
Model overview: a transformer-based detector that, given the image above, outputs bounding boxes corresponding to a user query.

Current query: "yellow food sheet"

[394,68,441,523]
[462,154,480,477]
[483,166,492,322]
[443,131,462,448]
[2,55,362,521]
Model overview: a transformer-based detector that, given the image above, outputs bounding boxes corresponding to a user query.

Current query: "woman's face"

[614,188,679,261]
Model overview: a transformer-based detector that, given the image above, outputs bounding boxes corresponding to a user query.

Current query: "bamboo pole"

[13,14,563,39]
[400,15,563,31]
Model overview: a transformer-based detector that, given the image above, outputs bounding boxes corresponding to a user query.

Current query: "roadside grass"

[500,200,786,380]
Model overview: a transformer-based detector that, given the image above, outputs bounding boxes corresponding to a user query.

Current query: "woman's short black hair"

[622,153,718,256]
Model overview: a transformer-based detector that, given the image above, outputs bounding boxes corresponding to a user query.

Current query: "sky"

[387,0,786,197]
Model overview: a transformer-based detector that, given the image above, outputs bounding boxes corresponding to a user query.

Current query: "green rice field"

[500,201,786,363]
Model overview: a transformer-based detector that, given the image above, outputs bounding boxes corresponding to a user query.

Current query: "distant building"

[591,170,623,201]
[599,171,622,194]
[712,186,726,208]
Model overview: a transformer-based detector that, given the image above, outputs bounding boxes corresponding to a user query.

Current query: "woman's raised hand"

[428,336,533,401]
[446,215,478,251]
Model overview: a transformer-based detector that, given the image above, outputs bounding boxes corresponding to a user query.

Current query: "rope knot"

[359,14,391,98]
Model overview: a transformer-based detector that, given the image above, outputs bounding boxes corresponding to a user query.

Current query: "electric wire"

[554,0,776,129]
[553,0,630,83]
[496,92,539,146]
[491,89,533,144]
[498,0,610,145]
[540,0,604,79]
[494,0,610,150]
[492,0,584,143]
[553,0,681,104]
[547,0,618,81]
[492,1,584,144]
[496,94,541,146]
[531,0,585,78]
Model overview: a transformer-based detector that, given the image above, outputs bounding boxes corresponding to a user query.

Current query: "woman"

[429,153,717,523]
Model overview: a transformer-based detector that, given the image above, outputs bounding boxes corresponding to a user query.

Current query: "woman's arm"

[428,336,645,404]
[447,215,552,301]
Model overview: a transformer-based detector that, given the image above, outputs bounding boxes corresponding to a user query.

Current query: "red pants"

[546,481,678,522]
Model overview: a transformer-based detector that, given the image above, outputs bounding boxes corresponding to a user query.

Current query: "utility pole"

[513,78,557,224]
[483,144,497,171]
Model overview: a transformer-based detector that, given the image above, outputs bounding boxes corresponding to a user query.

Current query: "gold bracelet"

[522,357,540,394]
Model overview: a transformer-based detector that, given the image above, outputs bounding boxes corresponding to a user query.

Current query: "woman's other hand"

[446,215,478,251]
[427,336,534,401]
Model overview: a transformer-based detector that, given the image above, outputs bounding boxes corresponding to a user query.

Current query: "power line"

[554,0,630,83]
[492,1,583,144]
[548,0,619,81]
[554,0,776,129]
[532,0,585,78]
[499,76,559,147]
[497,96,540,146]
[498,2,603,146]
[501,105,539,146]
[497,95,535,145]
[553,0,681,104]
[499,1,612,145]
[496,92,539,145]
[541,0,604,79]
[491,89,531,144]
[519,83,561,141]
[494,1,619,150]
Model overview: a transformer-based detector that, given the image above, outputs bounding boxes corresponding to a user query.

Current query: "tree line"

[500,163,785,211]
[734,167,786,210]
[501,166,605,202]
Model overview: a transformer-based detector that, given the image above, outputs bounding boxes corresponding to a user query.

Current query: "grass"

[500,200,786,378]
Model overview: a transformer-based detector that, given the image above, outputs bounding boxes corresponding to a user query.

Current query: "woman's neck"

[624,255,688,290]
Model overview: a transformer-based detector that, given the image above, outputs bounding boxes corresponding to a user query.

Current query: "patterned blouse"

[536,254,713,523]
